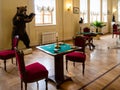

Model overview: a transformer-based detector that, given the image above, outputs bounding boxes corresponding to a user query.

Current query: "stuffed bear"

[12,6,35,48]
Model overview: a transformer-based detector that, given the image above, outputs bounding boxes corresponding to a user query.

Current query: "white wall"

[0,0,2,50]
[28,0,65,45]
[0,0,29,49]
[0,0,115,50]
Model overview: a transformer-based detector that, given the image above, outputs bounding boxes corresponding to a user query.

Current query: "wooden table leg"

[48,54,72,89]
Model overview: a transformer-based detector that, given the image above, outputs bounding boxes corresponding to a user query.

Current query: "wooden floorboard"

[0,34,120,90]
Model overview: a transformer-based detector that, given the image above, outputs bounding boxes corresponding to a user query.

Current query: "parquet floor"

[0,34,120,90]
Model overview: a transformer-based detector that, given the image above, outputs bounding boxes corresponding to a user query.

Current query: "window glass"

[118,0,120,22]
[34,0,56,25]
[102,0,107,22]
[90,0,100,22]
[80,0,88,23]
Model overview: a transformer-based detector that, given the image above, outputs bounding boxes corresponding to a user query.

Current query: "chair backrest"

[113,24,118,32]
[12,35,19,50]
[83,27,90,33]
[73,36,86,52]
[15,48,26,79]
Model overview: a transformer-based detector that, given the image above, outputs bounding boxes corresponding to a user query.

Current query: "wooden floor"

[0,34,120,90]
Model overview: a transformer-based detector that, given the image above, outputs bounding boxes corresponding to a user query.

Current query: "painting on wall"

[73,7,79,14]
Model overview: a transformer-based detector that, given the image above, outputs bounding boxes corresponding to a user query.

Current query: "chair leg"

[4,60,6,71]
[25,83,27,90]
[88,39,92,50]
[11,58,13,64]
[16,59,17,66]
[89,44,91,50]
[45,78,48,90]
[82,62,85,76]
[36,81,39,90]
[66,59,68,71]
[73,61,75,67]
[21,80,23,90]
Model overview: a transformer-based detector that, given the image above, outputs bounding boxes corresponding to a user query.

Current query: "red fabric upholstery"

[112,24,120,38]
[15,48,48,90]
[65,36,86,75]
[0,36,19,71]
[66,35,88,75]
[12,35,19,50]
[0,50,15,59]
[83,27,92,41]
[15,50,26,79]
[66,36,86,75]
[66,51,86,75]
[83,27,95,50]
[83,27,92,39]
[25,62,48,82]
[73,36,86,52]
[66,51,86,62]
[83,27,90,33]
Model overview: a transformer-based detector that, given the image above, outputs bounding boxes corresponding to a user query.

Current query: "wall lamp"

[113,8,117,14]
[66,3,71,11]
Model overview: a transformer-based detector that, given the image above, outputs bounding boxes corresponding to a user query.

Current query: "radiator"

[41,32,57,44]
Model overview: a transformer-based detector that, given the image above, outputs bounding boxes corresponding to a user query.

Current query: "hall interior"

[1,0,120,90]
[0,34,120,90]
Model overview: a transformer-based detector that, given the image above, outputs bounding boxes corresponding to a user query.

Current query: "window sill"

[35,23,56,27]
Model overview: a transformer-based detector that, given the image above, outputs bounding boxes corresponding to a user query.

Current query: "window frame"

[79,0,108,23]
[34,0,56,26]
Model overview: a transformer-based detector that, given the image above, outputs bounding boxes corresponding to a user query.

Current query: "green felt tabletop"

[36,43,73,55]
[78,32,103,35]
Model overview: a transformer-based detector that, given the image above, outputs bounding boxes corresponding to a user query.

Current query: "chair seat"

[0,50,15,60]
[113,32,120,34]
[15,49,48,90]
[24,62,48,83]
[66,51,86,62]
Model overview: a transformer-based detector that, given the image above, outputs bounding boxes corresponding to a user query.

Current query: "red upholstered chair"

[65,36,86,75]
[73,36,86,52]
[112,24,120,38]
[15,48,48,90]
[83,27,90,34]
[0,35,19,71]
[83,27,95,50]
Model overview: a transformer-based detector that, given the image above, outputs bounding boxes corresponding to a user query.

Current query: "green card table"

[36,43,80,88]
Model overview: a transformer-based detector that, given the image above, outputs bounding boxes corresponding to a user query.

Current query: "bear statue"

[12,6,35,48]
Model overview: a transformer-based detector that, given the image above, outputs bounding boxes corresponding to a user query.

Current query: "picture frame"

[73,7,79,14]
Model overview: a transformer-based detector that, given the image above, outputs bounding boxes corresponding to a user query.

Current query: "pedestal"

[22,48,32,55]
